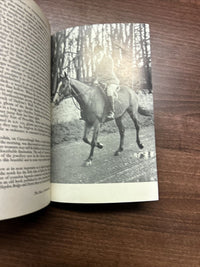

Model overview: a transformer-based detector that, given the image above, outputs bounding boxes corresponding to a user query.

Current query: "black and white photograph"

[51,23,158,184]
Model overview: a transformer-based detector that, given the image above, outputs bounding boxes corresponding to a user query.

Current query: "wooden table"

[0,0,200,266]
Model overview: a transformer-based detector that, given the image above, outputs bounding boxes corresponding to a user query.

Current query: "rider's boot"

[79,110,85,120]
[107,96,115,120]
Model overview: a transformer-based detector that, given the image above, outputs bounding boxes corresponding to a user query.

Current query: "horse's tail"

[138,105,153,117]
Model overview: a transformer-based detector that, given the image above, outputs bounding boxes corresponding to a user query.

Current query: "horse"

[53,74,149,166]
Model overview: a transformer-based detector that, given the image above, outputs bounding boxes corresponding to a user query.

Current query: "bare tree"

[51,28,74,97]
[52,23,152,95]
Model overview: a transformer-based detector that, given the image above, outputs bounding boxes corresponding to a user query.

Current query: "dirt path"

[51,125,157,184]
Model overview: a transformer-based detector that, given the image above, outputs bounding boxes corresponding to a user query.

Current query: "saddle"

[98,82,119,99]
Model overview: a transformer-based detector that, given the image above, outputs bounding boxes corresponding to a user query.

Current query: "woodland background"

[51,23,152,97]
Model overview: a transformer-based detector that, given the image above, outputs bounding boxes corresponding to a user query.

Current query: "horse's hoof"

[114,151,120,156]
[97,143,103,149]
[85,160,92,167]
[138,143,144,149]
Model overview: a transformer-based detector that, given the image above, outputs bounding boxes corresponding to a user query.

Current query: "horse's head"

[53,73,72,105]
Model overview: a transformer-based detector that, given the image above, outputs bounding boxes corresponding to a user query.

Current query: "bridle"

[60,77,82,111]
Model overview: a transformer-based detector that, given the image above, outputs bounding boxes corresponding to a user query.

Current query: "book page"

[0,0,51,220]
[51,24,159,203]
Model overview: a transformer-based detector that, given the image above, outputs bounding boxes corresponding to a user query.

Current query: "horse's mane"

[71,78,108,98]
[71,78,95,92]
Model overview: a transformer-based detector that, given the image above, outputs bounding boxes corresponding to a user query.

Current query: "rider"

[93,45,119,120]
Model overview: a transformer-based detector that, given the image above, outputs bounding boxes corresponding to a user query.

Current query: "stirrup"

[79,115,84,120]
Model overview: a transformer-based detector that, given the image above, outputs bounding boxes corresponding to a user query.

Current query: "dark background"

[0,0,200,266]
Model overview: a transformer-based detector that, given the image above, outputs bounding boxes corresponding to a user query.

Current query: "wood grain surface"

[1,0,200,266]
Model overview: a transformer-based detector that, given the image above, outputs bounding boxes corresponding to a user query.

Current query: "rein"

[56,77,86,113]
[67,80,83,111]
[71,94,81,111]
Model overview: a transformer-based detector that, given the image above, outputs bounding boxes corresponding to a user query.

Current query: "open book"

[0,0,159,220]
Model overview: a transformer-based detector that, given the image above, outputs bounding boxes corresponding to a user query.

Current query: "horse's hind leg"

[114,117,125,156]
[127,110,144,149]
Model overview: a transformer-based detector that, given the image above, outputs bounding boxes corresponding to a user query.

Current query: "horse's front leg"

[83,122,103,149]
[83,122,92,146]
[85,121,100,166]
